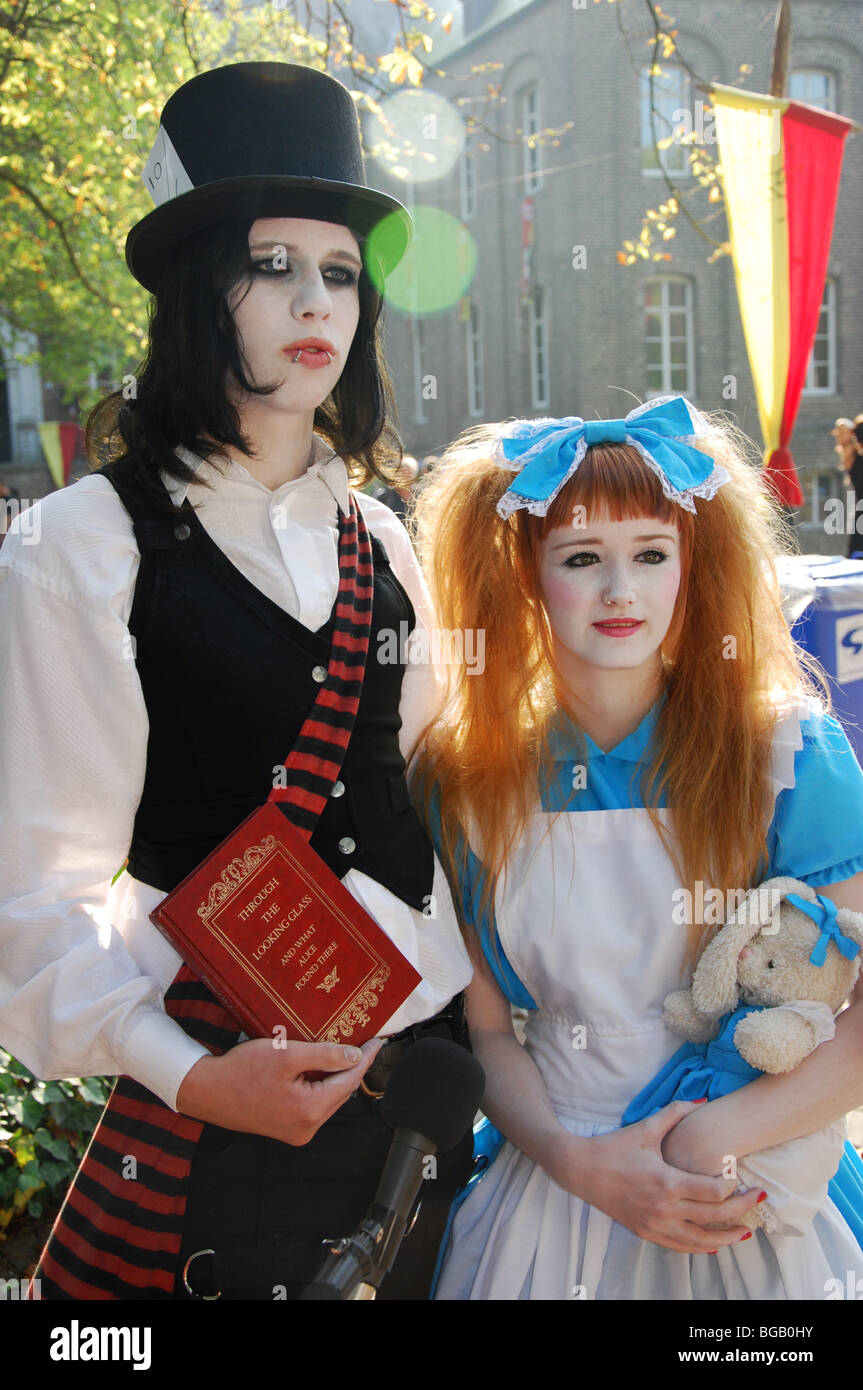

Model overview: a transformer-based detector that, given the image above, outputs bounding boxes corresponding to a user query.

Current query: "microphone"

[300,1036,485,1300]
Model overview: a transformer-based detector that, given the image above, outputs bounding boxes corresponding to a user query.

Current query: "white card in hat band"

[141,125,195,207]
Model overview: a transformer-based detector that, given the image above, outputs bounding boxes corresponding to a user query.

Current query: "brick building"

[371,0,863,553]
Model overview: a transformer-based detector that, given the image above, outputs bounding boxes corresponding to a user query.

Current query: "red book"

[149,802,421,1045]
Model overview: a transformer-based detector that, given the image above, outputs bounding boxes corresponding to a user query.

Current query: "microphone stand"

[305,1145,427,1301]
[347,1282,377,1300]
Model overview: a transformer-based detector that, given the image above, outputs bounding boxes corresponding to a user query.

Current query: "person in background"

[849,418,863,558]
[378,454,420,524]
[834,417,863,558]
[832,417,856,477]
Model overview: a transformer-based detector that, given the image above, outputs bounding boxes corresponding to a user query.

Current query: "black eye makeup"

[561,547,671,568]
[249,257,358,286]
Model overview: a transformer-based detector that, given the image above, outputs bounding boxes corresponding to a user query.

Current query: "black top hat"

[125,62,412,292]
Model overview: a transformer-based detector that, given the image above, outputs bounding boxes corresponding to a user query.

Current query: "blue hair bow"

[785,892,861,968]
[494,395,729,519]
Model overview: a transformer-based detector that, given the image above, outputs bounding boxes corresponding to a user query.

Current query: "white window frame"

[466,302,484,417]
[640,64,691,179]
[529,288,549,409]
[789,69,837,113]
[518,84,542,194]
[460,127,477,221]
[644,277,695,397]
[811,470,843,526]
[802,278,837,396]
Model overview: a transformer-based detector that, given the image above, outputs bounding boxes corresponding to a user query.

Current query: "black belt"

[359,992,469,1099]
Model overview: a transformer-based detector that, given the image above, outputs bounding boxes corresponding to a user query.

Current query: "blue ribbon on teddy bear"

[786,892,861,967]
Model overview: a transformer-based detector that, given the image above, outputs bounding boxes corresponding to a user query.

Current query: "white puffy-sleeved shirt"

[0,437,471,1111]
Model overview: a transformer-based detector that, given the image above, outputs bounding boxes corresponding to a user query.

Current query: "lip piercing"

[293,349,332,363]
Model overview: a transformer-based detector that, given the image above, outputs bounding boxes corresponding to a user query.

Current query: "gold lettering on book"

[249,894,314,961]
[279,922,319,967]
[238,876,278,923]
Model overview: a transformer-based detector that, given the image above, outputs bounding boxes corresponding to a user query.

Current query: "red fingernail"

[740,1232,753,1241]
[693,1097,708,1103]
[706,1249,717,1254]
[757,1191,767,1203]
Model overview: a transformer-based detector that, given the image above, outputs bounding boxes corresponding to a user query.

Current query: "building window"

[460,128,477,221]
[789,69,836,112]
[466,302,484,417]
[811,471,843,526]
[518,84,542,193]
[641,64,691,177]
[803,279,836,395]
[644,278,694,395]
[412,316,427,424]
[529,289,549,409]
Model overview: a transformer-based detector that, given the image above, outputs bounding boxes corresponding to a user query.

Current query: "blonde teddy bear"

[623,876,863,1232]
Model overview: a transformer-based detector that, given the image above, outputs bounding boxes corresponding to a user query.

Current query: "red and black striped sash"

[35,496,373,1299]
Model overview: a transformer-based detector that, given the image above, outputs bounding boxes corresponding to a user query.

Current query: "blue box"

[784,556,863,768]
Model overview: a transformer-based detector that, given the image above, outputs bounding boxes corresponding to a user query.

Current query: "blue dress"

[623,1003,765,1113]
[431,694,863,1298]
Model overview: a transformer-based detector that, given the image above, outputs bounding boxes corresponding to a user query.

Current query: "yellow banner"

[37,422,64,490]
[711,86,790,463]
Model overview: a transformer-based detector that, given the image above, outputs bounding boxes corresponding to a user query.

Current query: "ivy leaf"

[76,1080,107,1106]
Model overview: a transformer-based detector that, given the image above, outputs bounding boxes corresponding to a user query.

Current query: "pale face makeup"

[226,217,362,419]
[537,513,683,683]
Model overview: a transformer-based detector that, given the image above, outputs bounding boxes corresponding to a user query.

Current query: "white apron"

[436,788,858,1301]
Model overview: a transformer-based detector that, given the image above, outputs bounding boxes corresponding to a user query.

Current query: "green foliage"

[0,0,449,410]
[0,1049,113,1231]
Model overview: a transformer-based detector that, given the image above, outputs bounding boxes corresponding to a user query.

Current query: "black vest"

[99,460,434,910]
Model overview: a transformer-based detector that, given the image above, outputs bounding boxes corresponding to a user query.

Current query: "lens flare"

[367,90,466,185]
[369,205,476,315]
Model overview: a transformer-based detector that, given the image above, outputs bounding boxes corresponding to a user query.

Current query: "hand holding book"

[175,1034,383,1142]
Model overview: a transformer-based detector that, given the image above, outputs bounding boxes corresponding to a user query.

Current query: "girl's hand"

[548,1101,761,1253]
[176,1036,383,1145]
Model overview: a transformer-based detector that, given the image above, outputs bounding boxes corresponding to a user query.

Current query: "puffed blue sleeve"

[424,784,537,1009]
[766,709,863,887]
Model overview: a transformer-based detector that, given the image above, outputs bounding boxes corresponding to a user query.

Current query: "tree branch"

[0,169,120,309]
